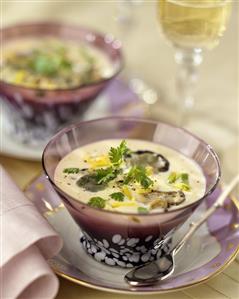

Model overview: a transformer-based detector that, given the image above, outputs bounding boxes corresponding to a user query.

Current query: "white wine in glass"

[157,0,232,122]
[159,0,231,49]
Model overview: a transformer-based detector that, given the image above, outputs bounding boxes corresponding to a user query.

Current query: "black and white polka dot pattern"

[80,232,172,268]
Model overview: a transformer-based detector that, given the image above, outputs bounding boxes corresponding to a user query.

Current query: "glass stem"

[174,47,203,126]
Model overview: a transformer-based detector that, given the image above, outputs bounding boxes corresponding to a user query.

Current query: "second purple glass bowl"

[0,22,123,145]
[42,117,220,268]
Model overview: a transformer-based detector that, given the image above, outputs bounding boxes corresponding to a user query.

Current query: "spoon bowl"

[125,252,175,286]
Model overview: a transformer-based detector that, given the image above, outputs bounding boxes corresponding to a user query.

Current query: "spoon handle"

[173,174,239,255]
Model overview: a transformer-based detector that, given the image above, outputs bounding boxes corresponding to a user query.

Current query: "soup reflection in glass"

[1,37,113,90]
[54,139,206,214]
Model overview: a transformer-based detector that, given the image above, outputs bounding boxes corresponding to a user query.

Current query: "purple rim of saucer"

[25,174,239,293]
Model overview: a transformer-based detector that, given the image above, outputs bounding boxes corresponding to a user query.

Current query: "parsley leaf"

[110,192,125,201]
[63,167,80,174]
[124,166,154,189]
[88,197,106,209]
[109,140,130,168]
[94,167,119,184]
[137,207,149,214]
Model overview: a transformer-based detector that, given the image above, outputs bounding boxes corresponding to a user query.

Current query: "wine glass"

[157,0,232,125]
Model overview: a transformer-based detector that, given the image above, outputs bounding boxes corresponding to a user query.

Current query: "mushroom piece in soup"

[54,139,206,214]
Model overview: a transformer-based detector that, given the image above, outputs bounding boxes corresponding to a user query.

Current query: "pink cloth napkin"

[0,166,63,299]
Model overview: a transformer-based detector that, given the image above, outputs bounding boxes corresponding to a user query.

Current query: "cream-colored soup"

[54,139,206,213]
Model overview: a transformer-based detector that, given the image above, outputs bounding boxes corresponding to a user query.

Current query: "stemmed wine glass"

[157,0,232,125]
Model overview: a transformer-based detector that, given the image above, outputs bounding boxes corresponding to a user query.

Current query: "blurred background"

[1,1,238,181]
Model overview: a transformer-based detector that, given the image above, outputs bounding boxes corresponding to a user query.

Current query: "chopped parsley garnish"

[88,197,106,209]
[124,166,154,189]
[29,50,72,77]
[94,167,119,184]
[181,173,189,185]
[109,140,130,168]
[167,172,191,191]
[89,141,130,185]
[110,192,125,201]
[63,167,80,174]
[137,207,149,214]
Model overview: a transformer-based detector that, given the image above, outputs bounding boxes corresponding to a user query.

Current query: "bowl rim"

[0,21,124,93]
[42,116,221,217]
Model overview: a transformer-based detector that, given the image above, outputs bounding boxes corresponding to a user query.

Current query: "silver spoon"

[125,175,239,286]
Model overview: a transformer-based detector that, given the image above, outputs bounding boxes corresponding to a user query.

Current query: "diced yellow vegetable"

[111,201,138,208]
[121,185,133,200]
[174,183,191,192]
[44,82,57,89]
[14,71,26,84]
[86,155,111,168]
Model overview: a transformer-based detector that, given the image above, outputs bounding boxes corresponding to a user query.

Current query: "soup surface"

[1,37,113,89]
[54,139,206,213]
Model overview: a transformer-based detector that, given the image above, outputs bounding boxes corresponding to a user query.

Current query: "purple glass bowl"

[0,22,123,145]
[42,117,220,268]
